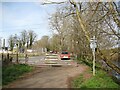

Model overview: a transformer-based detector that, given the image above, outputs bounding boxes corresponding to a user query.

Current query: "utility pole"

[2,39,5,61]
[3,39,5,50]
[14,34,19,64]
[16,42,19,64]
[0,37,2,50]
[1,38,3,61]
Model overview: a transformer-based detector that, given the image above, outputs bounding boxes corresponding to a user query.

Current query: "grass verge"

[72,57,120,88]
[72,70,120,88]
[2,64,33,85]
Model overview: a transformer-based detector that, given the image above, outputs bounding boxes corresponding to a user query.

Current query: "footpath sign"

[90,36,97,51]
[90,36,97,76]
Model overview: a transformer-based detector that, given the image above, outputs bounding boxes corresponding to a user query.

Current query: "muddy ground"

[4,64,89,88]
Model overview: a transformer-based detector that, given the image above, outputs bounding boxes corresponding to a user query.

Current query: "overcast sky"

[0,1,58,46]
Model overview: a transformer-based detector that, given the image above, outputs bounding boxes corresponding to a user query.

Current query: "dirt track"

[5,64,88,88]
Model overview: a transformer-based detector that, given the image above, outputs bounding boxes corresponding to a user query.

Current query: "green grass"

[73,57,120,88]
[18,53,39,58]
[72,70,120,88]
[77,57,101,70]
[0,67,2,86]
[2,64,33,85]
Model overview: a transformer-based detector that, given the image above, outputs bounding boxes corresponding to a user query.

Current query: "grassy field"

[2,64,33,85]
[72,57,120,88]
[72,70,120,88]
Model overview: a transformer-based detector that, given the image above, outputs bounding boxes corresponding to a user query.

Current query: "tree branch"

[42,1,65,5]
[64,12,76,17]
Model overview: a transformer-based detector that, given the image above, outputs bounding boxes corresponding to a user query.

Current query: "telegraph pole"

[16,42,19,64]
[14,34,19,64]
[0,37,2,50]
[3,39,5,50]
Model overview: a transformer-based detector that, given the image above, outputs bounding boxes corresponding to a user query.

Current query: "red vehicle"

[60,51,70,60]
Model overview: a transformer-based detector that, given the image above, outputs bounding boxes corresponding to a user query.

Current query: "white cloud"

[1,0,119,2]
[11,14,42,26]
[0,3,2,29]
[2,2,54,42]
[1,0,42,2]
[3,6,45,27]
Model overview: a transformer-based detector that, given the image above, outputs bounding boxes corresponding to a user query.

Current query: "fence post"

[7,53,9,60]
[2,53,3,61]
[25,54,28,64]
[16,44,19,64]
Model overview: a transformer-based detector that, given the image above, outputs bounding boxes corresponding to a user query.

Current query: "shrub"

[2,64,33,85]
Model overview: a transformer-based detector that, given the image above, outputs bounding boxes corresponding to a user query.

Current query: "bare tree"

[8,35,14,51]
[48,1,120,74]
[40,35,49,51]
[49,34,60,51]
[28,30,37,49]
[20,30,27,48]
